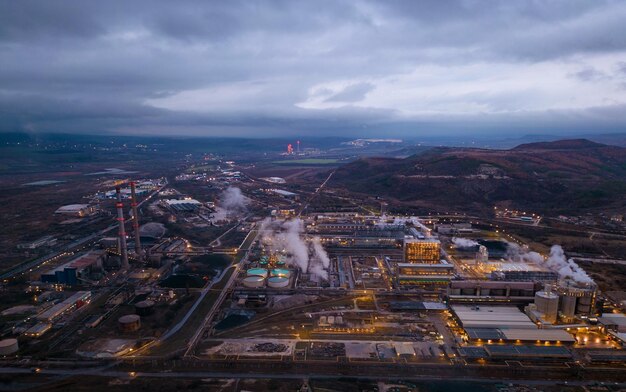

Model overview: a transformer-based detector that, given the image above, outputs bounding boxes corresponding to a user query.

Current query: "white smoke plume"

[212,187,249,221]
[258,218,330,280]
[545,245,593,285]
[505,241,593,285]
[452,237,479,248]
[221,187,248,213]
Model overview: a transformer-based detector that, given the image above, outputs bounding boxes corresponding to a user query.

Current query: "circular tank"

[243,276,265,288]
[535,291,559,322]
[267,276,289,288]
[135,300,155,316]
[118,314,141,332]
[0,339,18,356]
[560,295,577,320]
[270,268,291,278]
[246,268,268,278]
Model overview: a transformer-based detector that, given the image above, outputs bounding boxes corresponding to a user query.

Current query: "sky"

[1,0,626,138]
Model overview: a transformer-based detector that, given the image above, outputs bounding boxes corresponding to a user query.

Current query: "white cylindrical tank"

[0,339,18,355]
[267,276,289,288]
[243,276,265,288]
[535,291,559,322]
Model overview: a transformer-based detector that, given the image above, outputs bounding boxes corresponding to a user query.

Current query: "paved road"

[0,366,623,387]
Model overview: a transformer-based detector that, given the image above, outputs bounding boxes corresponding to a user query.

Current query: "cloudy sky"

[1,0,626,138]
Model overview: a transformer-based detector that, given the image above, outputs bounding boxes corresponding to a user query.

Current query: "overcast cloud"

[1,0,626,137]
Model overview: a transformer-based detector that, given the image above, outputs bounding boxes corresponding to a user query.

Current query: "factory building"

[403,238,440,263]
[452,305,537,330]
[40,251,105,285]
[54,204,95,217]
[36,291,91,322]
[164,198,202,212]
[17,235,57,250]
[396,262,454,286]
[452,305,576,345]
[489,262,558,283]
[448,280,537,303]
[23,323,52,338]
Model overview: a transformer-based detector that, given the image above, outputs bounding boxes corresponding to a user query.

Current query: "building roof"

[55,204,90,213]
[500,328,575,343]
[393,342,415,356]
[452,305,537,329]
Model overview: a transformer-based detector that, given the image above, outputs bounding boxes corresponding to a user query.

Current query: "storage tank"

[560,295,577,320]
[135,300,155,316]
[246,268,268,278]
[267,276,289,288]
[535,291,559,322]
[118,314,141,332]
[577,295,593,315]
[270,268,291,278]
[243,276,265,288]
[0,339,18,356]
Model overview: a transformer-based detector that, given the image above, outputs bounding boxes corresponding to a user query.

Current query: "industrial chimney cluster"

[115,181,144,269]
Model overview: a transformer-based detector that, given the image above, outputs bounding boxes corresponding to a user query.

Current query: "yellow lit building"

[403,238,440,263]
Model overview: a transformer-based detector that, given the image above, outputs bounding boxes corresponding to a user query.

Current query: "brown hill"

[328,139,626,214]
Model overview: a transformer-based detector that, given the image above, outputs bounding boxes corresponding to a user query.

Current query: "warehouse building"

[36,291,91,322]
[451,305,537,329]
[55,204,95,217]
[40,251,105,285]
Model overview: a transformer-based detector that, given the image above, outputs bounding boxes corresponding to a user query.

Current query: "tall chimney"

[130,181,142,259]
[116,186,129,269]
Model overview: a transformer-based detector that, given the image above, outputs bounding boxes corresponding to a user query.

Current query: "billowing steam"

[452,237,479,248]
[505,242,593,285]
[212,187,249,222]
[258,218,330,280]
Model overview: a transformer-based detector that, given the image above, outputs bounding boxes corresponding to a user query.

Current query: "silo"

[246,268,268,278]
[534,291,559,323]
[135,300,155,316]
[267,276,289,288]
[243,276,265,288]
[118,314,141,332]
[0,339,18,356]
[577,293,593,315]
[560,295,577,321]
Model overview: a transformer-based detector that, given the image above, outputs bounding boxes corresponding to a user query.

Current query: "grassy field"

[272,158,339,165]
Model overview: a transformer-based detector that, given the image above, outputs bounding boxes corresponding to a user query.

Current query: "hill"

[327,139,626,214]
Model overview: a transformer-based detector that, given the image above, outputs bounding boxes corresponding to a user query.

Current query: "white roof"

[393,342,415,356]
[452,305,537,329]
[501,329,575,342]
[56,204,90,212]
[166,199,201,205]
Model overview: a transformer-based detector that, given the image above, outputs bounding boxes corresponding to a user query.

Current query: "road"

[0,366,623,387]
[297,170,335,217]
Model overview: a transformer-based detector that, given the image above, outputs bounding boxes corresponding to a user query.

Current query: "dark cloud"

[0,0,625,137]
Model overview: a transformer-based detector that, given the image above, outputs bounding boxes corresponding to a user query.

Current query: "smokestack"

[130,181,142,260]
[297,140,300,154]
[116,186,129,269]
